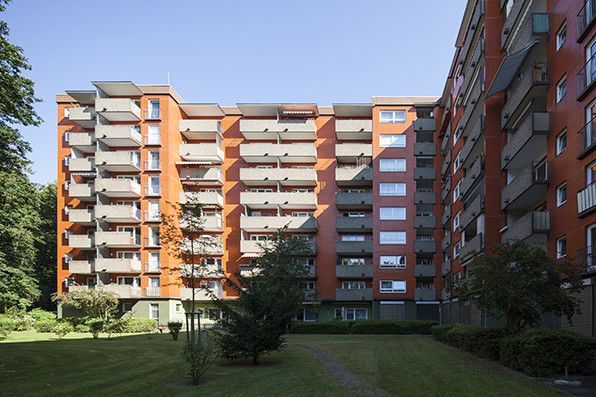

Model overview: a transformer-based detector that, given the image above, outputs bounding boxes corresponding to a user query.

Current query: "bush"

[500,330,594,377]
[4,309,34,331]
[431,324,508,360]
[103,319,126,338]
[289,321,351,334]
[86,318,104,339]
[34,318,59,333]
[121,318,157,333]
[431,324,455,341]
[168,321,183,340]
[53,322,74,340]
[0,316,15,339]
[74,324,91,333]
[351,320,438,335]
[182,337,219,385]
[30,308,56,323]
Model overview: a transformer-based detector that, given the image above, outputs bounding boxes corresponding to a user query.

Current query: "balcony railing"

[577,54,596,100]
[501,161,549,209]
[460,233,484,262]
[578,182,596,216]
[501,210,550,244]
[414,287,436,301]
[335,265,373,279]
[577,116,596,159]
[577,0,596,41]
[502,62,549,129]
[578,245,596,272]
[335,166,373,186]
[335,288,373,301]
[501,112,550,170]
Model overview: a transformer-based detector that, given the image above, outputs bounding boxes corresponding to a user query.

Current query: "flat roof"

[372,96,440,106]
[333,103,373,117]
[236,103,319,117]
[179,103,225,117]
[92,81,143,97]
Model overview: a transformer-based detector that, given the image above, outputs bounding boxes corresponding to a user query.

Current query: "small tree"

[215,231,314,364]
[182,337,218,385]
[459,241,583,333]
[160,197,220,341]
[52,288,118,321]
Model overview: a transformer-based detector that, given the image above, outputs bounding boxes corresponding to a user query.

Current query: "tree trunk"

[252,355,258,365]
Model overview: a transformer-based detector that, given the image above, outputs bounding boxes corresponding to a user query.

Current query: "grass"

[0,332,566,397]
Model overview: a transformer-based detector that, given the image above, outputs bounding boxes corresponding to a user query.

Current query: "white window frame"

[149,303,159,320]
[379,207,406,221]
[380,134,406,148]
[380,255,406,269]
[556,130,567,155]
[556,236,567,258]
[379,158,406,172]
[380,183,406,196]
[379,110,406,124]
[453,212,461,229]
[556,21,566,51]
[453,153,461,172]
[380,231,406,245]
[453,181,461,201]
[379,280,407,293]
[556,75,567,103]
[453,241,461,258]
[148,176,160,196]
[556,182,567,206]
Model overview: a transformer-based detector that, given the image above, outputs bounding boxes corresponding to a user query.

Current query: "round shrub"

[431,324,455,341]
[121,318,157,333]
[74,323,91,333]
[53,322,74,339]
[86,318,104,339]
[4,309,35,331]
[168,321,183,340]
[34,318,59,333]
[0,316,16,339]
[30,308,56,323]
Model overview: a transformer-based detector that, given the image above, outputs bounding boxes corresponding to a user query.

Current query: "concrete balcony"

[179,120,221,140]
[441,205,451,227]
[458,0,484,66]
[335,143,372,162]
[442,234,451,252]
[336,166,372,186]
[68,260,93,274]
[501,162,548,210]
[460,233,484,262]
[336,216,373,232]
[68,183,95,201]
[414,288,436,301]
[240,167,317,187]
[441,179,451,204]
[457,77,483,137]
[95,231,140,248]
[460,36,485,97]
[240,215,317,232]
[240,191,317,210]
[95,125,142,147]
[241,239,316,254]
[95,151,141,172]
[102,284,142,299]
[335,192,372,210]
[68,157,95,172]
[240,143,317,163]
[68,234,95,250]
[68,132,96,152]
[197,216,223,232]
[180,143,224,163]
[67,208,95,225]
[95,178,141,198]
[441,260,451,276]
[335,119,373,140]
[179,263,224,278]
[414,191,435,205]
[414,142,436,156]
[68,106,96,128]
[414,240,436,253]
[502,7,549,52]
[182,238,223,255]
[501,112,549,170]
[461,193,484,230]
[502,211,550,244]
[335,265,373,279]
[460,116,484,169]
[95,258,142,273]
[460,156,483,198]
[414,118,435,131]
[95,98,141,121]
[440,150,451,178]
[239,119,317,141]
[95,205,141,223]
[180,167,223,186]
[414,167,436,180]
[336,240,373,255]
[441,133,450,154]
[415,264,436,277]
[414,215,436,229]
[180,286,223,300]
[180,191,224,208]
[335,288,373,301]
[577,117,596,159]
[502,62,549,129]
[578,182,596,217]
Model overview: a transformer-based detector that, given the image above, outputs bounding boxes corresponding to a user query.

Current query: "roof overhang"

[237,103,319,117]
[92,81,143,97]
[332,103,373,117]
[486,41,536,97]
[64,90,96,105]
[180,103,225,117]
[372,96,441,106]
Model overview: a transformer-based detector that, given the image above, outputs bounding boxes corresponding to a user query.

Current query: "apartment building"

[56,83,441,325]
[437,0,596,336]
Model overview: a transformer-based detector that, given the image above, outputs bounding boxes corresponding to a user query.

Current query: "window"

[380,110,406,124]
[380,158,406,172]
[148,100,160,119]
[147,124,160,145]
[380,231,406,245]
[556,76,567,103]
[149,277,160,288]
[453,212,461,229]
[341,258,366,266]
[380,280,407,293]
[147,151,160,170]
[148,226,160,246]
[380,134,406,147]
[556,236,567,258]
[147,201,160,221]
[453,153,461,172]
[341,235,365,241]
[250,234,273,241]
[379,207,406,220]
[176,304,182,313]
[380,255,406,269]
[380,183,406,196]
[117,276,140,287]
[122,302,133,313]
[342,281,365,289]
[556,22,566,51]
[344,212,365,217]
[149,303,159,320]
[148,252,160,271]
[556,130,567,155]
[556,183,567,206]
[117,251,140,260]
[148,176,160,196]
[344,308,368,320]
[305,281,315,290]
[453,241,461,258]
[453,181,461,201]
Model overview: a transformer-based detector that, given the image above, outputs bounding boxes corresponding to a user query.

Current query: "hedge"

[289,320,438,335]
[33,318,59,333]
[500,330,594,377]
[433,324,508,360]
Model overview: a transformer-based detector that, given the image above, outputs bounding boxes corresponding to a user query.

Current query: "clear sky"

[4,0,466,184]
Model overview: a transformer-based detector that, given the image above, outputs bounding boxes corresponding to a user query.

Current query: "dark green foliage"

[2,308,34,330]
[460,241,583,333]
[431,324,456,340]
[53,322,73,339]
[289,321,351,334]
[29,308,55,322]
[86,318,104,339]
[500,330,595,377]
[216,232,314,364]
[0,315,14,338]
[182,337,218,385]
[53,288,119,320]
[33,183,56,310]
[168,321,182,340]
[432,324,508,360]
[121,318,157,333]
[33,318,58,333]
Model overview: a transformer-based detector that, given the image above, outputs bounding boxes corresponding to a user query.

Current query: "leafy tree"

[53,288,119,321]
[182,337,218,385]
[160,197,220,340]
[34,183,57,310]
[215,232,314,364]
[459,241,583,333]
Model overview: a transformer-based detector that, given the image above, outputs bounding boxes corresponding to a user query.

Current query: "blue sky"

[5,0,466,184]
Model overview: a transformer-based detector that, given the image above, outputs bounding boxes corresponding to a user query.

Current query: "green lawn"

[0,332,566,397]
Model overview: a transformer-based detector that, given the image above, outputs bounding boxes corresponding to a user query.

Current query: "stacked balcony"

[460,233,484,262]
[95,125,142,147]
[460,116,484,170]
[457,77,483,138]
[442,234,451,252]
[335,119,373,140]
[414,287,436,301]
[440,150,451,178]
[240,167,317,187]
[335,288,373,301]
[335,192,372,210]
[95,231,140,248]
[501,162,548,210]
[68,182,95,201]
[68,234,95,250]
[240,215,317,232]
[441,260,451,276]
[180,191,224,208]
[336,216,373,233]
[335,143,372,162]
[95,151,140,172]
[335,264,373,279]
[336,166,372,186]
[414,167,436,180]
[180,167,224,186]
[67,208,95,225]
[102,284,142,299]
[414,264,436,278]
[95,178,141,198]
[180,143,224,163]
[501,211,550,244]
[441,205,451,227]
[240,143,316,164]
[95,98,141,121]
[577,116,596,159]
[68,260,93,274]
[578,182,596,217]
[577,53,596,101]
[414,190,435,205]
[460,156,483,198]
[68,132,96,153]
[95,204,141,223]
[68,157,95,173]
[501,112,549,170]
[240,119,317,141]
[414,215,436,229]
[501,62,549,129]
[577,0,596,42]
[461,193,484,230]
[414,142,435,156]
[180,286,223,301]
[336,240,373,255]
[240,191,316,210]
[95,258,142,273]
[180,120,221,140]
[414,239,436,254]
[413,118,435,131]
[68,106,97,128]
[241,239,316,254]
